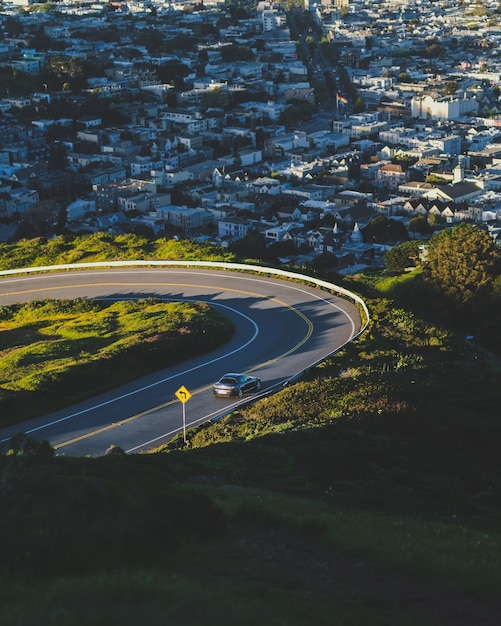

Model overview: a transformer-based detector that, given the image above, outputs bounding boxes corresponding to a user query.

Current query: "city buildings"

[0,0,500,263]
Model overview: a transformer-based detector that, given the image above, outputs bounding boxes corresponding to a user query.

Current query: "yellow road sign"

[175,385,192,404]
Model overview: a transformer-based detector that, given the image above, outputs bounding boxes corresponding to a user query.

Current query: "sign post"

[174,385,192,444]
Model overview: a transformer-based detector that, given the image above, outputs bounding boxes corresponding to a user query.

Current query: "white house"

[67,198,96,222]
[411,94,479,120]
[218,217,253,240]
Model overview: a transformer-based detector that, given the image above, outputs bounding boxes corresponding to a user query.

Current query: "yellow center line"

[248,304,313,371]
[2,281,314,449]
[53,398,178,449]
[55,311,313,450]
[0,281,287,299]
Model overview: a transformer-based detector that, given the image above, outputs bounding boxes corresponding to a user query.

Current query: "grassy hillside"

[0,298,233,426]
[0,233,237,269]
[1,236,500,624]
[1,279,500,624]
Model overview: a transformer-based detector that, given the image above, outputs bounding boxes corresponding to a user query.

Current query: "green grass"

[1,239,501,623]
[0,233,237,270]
[0,463,498,625]
[0,569,431,626]
[373,268,423,295]
[216,486,501,595]
[0,298,233,425]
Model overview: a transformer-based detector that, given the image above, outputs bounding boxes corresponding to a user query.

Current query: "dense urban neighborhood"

[1,0,501,271]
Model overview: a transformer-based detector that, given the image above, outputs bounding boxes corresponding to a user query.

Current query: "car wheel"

[256,380,261,390]
[238,389,243,398]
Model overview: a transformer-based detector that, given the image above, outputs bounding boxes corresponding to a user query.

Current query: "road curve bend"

[0,262,368,456]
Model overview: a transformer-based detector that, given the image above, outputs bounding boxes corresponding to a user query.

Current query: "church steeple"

[351,222,363,243]
[453,157,464,184]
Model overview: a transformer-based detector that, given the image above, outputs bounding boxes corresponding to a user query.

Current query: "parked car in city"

[213,373,261,398]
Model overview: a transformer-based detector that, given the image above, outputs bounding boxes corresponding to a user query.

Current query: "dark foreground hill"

[1,277,500,625]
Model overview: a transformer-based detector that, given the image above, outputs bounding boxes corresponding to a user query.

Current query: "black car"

[213,373,261,398]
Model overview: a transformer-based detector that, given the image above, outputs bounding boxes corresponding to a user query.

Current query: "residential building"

[411,94,479,120]
[376,163,409,189]
[218,217,253,240]
[156,206,214,233]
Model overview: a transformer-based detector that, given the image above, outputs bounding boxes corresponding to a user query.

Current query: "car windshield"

[220,377,237,385]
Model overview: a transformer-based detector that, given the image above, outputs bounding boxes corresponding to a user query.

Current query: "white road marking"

[0,268,363,453]
[0,300,258,441]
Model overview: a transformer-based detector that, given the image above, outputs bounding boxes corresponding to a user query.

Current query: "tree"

[268,239,296,259]
[202,87,230,108]
[384,240,421,272]
[444,81,458,95]
[424,41,443,58]
[35,2,57,13]
[279,101,314,126]
[427,212,444,228]
[229,232,272,261]
[362,216,409,244]
[4,16,24,36]
[135,28,165,53]
[408,215,432,237]
[424,222,501,307]
[156,60,190,90]
[220,43,254,63]
[347,159,361,181]
[426,173,448,184]
[44,55,85,79]
[47,143,69,171]
[311,251,338,270]
[353,96,365,113]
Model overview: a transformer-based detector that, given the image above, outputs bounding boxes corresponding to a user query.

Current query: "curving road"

[0,267,362,456]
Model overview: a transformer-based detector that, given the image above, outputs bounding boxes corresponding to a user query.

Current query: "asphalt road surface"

[0,267,362,456]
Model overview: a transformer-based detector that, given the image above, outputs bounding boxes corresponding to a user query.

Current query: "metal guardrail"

[0,258,370,397]
[0,258,370,318]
